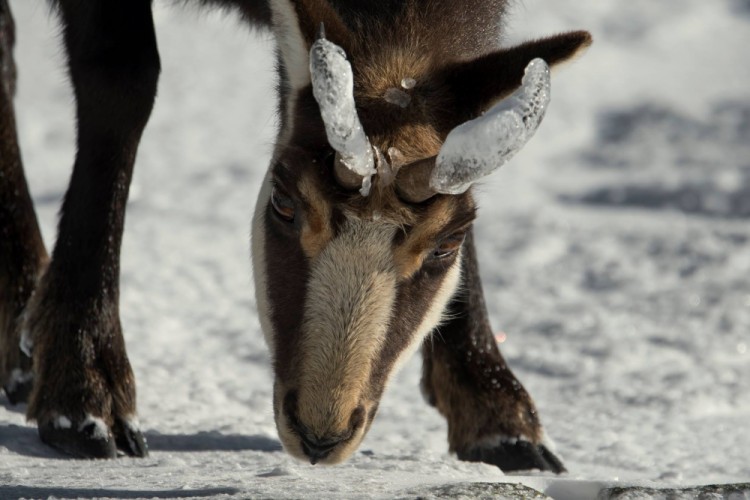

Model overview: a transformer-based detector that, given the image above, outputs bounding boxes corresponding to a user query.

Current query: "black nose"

[299,434,346,465]
[283,391,366,464]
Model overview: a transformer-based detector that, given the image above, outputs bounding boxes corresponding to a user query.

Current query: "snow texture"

[383,87,411,108]
[2,0,750,499]
[309,35,375,195]
[432,58,550,195]
[19,323,32,357]
[53,416,72,430]
[80,415,110,441]
[401,78,417,90]
[5,369,31,395]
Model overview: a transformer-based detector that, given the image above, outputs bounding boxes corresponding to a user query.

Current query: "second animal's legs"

[421,229,565,473]
[0,0,48,405]
[20,0,160,458]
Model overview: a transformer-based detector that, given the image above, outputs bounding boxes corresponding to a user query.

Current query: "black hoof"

[457,440,566,474]
[38,419,117,459]
[114,418,148,458]
[3,371,33,405]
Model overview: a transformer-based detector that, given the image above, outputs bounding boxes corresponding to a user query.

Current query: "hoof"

[3,369,33,405]
[38,417,117,459]
[39,416,149,459]
[114,417,149,458]
[457,440,566,474]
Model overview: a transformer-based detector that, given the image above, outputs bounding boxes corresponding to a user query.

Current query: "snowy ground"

[2,1,750,498]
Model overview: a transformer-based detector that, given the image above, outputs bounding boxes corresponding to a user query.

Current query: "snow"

[53,416,72,430]
[400,78,416,90]
[5,369,31,395]
[1,1,750,499]
[383,88,411,109]
[80,416,110,442]
[433,58,550,195]
[309,35,375,195]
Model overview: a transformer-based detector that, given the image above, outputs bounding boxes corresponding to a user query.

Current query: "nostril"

[300,434,346,465]
[282,392,366,464]
[350,405,366,431]
[283,390,345,464]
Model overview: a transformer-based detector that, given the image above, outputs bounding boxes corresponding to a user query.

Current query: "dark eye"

[431,233,466,260]
[271,186,295,223]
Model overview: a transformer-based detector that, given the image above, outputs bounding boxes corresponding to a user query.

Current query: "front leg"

[22,0,160,458]
[421,229,565,473]
[0,0,47,405]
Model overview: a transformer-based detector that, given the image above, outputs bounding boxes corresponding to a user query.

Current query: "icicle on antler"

[397,58,551,203]
[310,25,376,196]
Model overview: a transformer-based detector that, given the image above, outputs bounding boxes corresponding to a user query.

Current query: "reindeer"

[0,0,590,472]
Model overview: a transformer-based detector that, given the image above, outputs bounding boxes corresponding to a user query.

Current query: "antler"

[309,26,376,196]
[397,58,551,203]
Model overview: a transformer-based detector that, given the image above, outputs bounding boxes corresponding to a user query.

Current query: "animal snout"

[283,390,367,464]
[299,434,345,464]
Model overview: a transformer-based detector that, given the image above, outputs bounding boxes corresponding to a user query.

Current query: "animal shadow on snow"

[0,486,239,499]
[0,423,63,458]
[730,0,750,15]
[144,430,282,453]
[0,408,281,457]
[563,100,750,218]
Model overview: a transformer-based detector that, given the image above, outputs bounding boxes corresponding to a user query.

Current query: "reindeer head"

[252,0,591,465]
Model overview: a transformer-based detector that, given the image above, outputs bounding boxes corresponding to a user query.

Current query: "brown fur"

[424,343,543,450]
[1,0,589,469]
[393,196,462,279]
[25,285,136,428]
[297,173,334,259]
[441,30,594,119]
[0,1,48,399]
[258,0,590,471]
[420,229,548,459]
[0,0,159,459]
[262,87,478,462]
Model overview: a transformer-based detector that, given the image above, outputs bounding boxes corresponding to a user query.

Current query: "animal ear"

[281,0,353,47]
[439,30,592,121]
[269,0,354,89]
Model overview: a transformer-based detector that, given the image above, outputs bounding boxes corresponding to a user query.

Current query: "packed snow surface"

[2,0,750,499]
[433,58,550,195]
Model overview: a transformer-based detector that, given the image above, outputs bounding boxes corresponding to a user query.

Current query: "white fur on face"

[269,0,310,93]
[251,171,275,349]
[296,217,397,436]
[266,216,399,464]
[268,211,465,464]
[390,248,463,380]
[269,0,311,145]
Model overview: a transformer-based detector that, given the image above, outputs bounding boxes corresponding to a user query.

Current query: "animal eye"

[431,233,465,260]
[271,186,295,223]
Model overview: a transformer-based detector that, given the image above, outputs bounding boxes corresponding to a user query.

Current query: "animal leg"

[421,229,565,473]
[0,0,48,405]
[23,0,160,458]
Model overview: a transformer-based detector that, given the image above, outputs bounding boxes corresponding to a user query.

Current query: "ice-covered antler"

[310,25,376,196]
[397,58,551,203]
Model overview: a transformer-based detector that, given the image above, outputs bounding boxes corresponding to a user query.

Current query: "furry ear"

[269,0,353,93]
[439,30,592,121]
[284,0,353,49]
